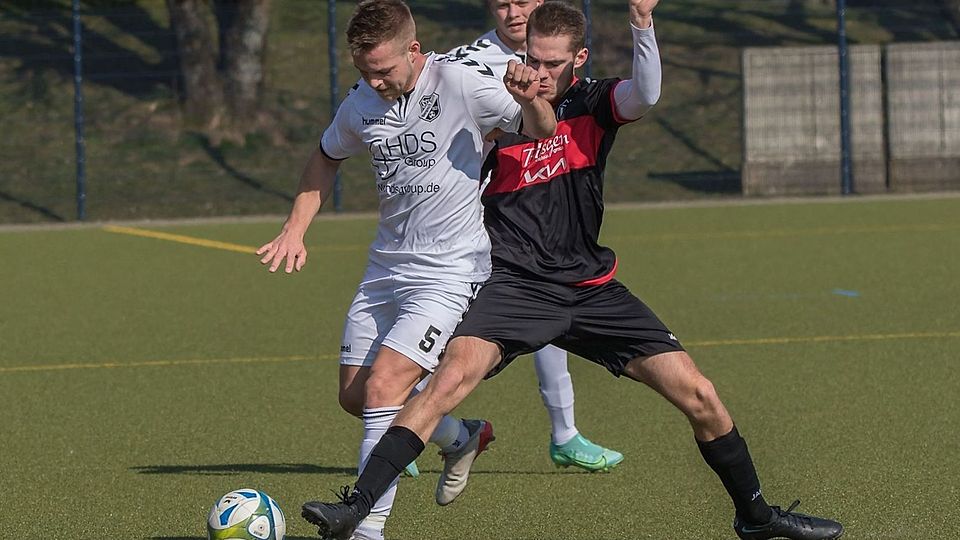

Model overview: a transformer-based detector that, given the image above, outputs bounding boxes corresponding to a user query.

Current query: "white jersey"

[449,30,524,78]
[449,30,525,175]
[321,53,522,281]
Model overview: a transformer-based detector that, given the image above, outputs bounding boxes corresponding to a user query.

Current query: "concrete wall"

[885,42,960,192]
[742,41,960,196]
[742,45,886,196]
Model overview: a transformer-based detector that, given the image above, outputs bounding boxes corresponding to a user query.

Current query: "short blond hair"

[346,0,417,55]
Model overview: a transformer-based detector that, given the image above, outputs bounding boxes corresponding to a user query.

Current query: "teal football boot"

[400,459,420,478]
[549,433,624,472]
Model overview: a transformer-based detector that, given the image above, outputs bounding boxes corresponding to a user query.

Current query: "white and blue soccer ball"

[207,488,286,540]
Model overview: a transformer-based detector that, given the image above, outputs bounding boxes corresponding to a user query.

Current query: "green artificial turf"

[1,196,958,539]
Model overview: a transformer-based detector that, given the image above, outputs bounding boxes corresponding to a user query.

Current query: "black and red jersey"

[481,77,633,286]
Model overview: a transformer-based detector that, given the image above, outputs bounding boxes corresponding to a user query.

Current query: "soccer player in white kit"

[448,0,624,473]
[256,2,556,539]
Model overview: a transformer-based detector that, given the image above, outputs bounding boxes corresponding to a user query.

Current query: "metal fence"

[1,0,958,223]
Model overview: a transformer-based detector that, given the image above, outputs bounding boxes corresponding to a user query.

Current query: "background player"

[256,1,556,539]
[300,2,845,539]
[448,0,624,474]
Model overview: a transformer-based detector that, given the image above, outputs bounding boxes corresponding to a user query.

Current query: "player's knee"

[338,387,364,417]
[363,374,404,408]
[685,377,723,422]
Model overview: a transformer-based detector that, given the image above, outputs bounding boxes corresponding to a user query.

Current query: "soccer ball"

[207,488,286,540]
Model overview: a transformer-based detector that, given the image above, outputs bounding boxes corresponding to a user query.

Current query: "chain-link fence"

[1,0,958,223]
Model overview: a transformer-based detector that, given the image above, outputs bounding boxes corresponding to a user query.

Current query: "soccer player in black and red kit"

[302,2,844,539]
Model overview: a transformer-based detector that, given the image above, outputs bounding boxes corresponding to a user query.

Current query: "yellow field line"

[103,225,257,254]
[102,225,366,254]
[3,331,958,374]
[103,222,958,256]
[687,330,960,348]
[0,354,338,374]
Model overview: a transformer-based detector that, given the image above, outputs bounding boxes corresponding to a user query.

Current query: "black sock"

[351,426,425,517]
[697,426,772,524]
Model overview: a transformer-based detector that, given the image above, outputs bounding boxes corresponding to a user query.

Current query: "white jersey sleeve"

[456,61,522,136]
[320,90,366,160]
[612,23,662,121]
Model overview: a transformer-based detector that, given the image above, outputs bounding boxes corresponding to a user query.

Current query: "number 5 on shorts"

[419,325,442,353]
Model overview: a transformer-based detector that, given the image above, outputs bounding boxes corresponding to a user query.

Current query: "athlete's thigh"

[340,275,399,368]
[453,273,570,376]
[382,276,481,372]
[555,280,684,376]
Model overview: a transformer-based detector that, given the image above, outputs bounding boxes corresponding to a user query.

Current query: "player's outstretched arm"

[256,148,341,274]
[504,59,557,139]
[613,0,663,121]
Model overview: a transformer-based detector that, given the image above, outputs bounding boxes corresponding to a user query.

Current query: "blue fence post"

[583,0,592,79]
[72,0,87,220]
[329,0,342,212]
[837,0,853,195]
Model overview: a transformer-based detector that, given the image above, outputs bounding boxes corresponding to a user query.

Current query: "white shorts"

[339,269,481,372]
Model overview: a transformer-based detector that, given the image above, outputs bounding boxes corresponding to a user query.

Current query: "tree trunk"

[166,0,224,129]
[221,0,271,126]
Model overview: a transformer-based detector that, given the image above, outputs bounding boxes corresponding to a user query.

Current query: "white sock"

[354,514,386,540]
[410,375,468,454]
[534,345,579,445]
[430,415,469,454]
[360,406,402,517]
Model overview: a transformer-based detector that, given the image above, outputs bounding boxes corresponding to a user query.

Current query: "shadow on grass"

[648,170,741,194]
[0,188,66,221]
[131,463,586,477]
[1,3,179,99]
[196,134,295,204]
[131,463,355,476]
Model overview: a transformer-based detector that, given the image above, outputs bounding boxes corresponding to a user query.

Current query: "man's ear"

[573,47,589,70]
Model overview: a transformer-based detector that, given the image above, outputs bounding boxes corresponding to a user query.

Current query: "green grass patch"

[1,197,959,538]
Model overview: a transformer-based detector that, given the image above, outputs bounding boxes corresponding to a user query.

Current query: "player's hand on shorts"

[256,230,307,273]
[504,59,540,103]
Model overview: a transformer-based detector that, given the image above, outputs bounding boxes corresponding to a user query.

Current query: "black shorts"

[452,270,685,377]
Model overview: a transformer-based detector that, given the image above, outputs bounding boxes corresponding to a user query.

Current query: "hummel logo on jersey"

[419,93,442,122]
[668,333,678,341]
[461,59,495,77]
[436,55,496,77]
[450,40,491,59]
[363,117,386,126]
